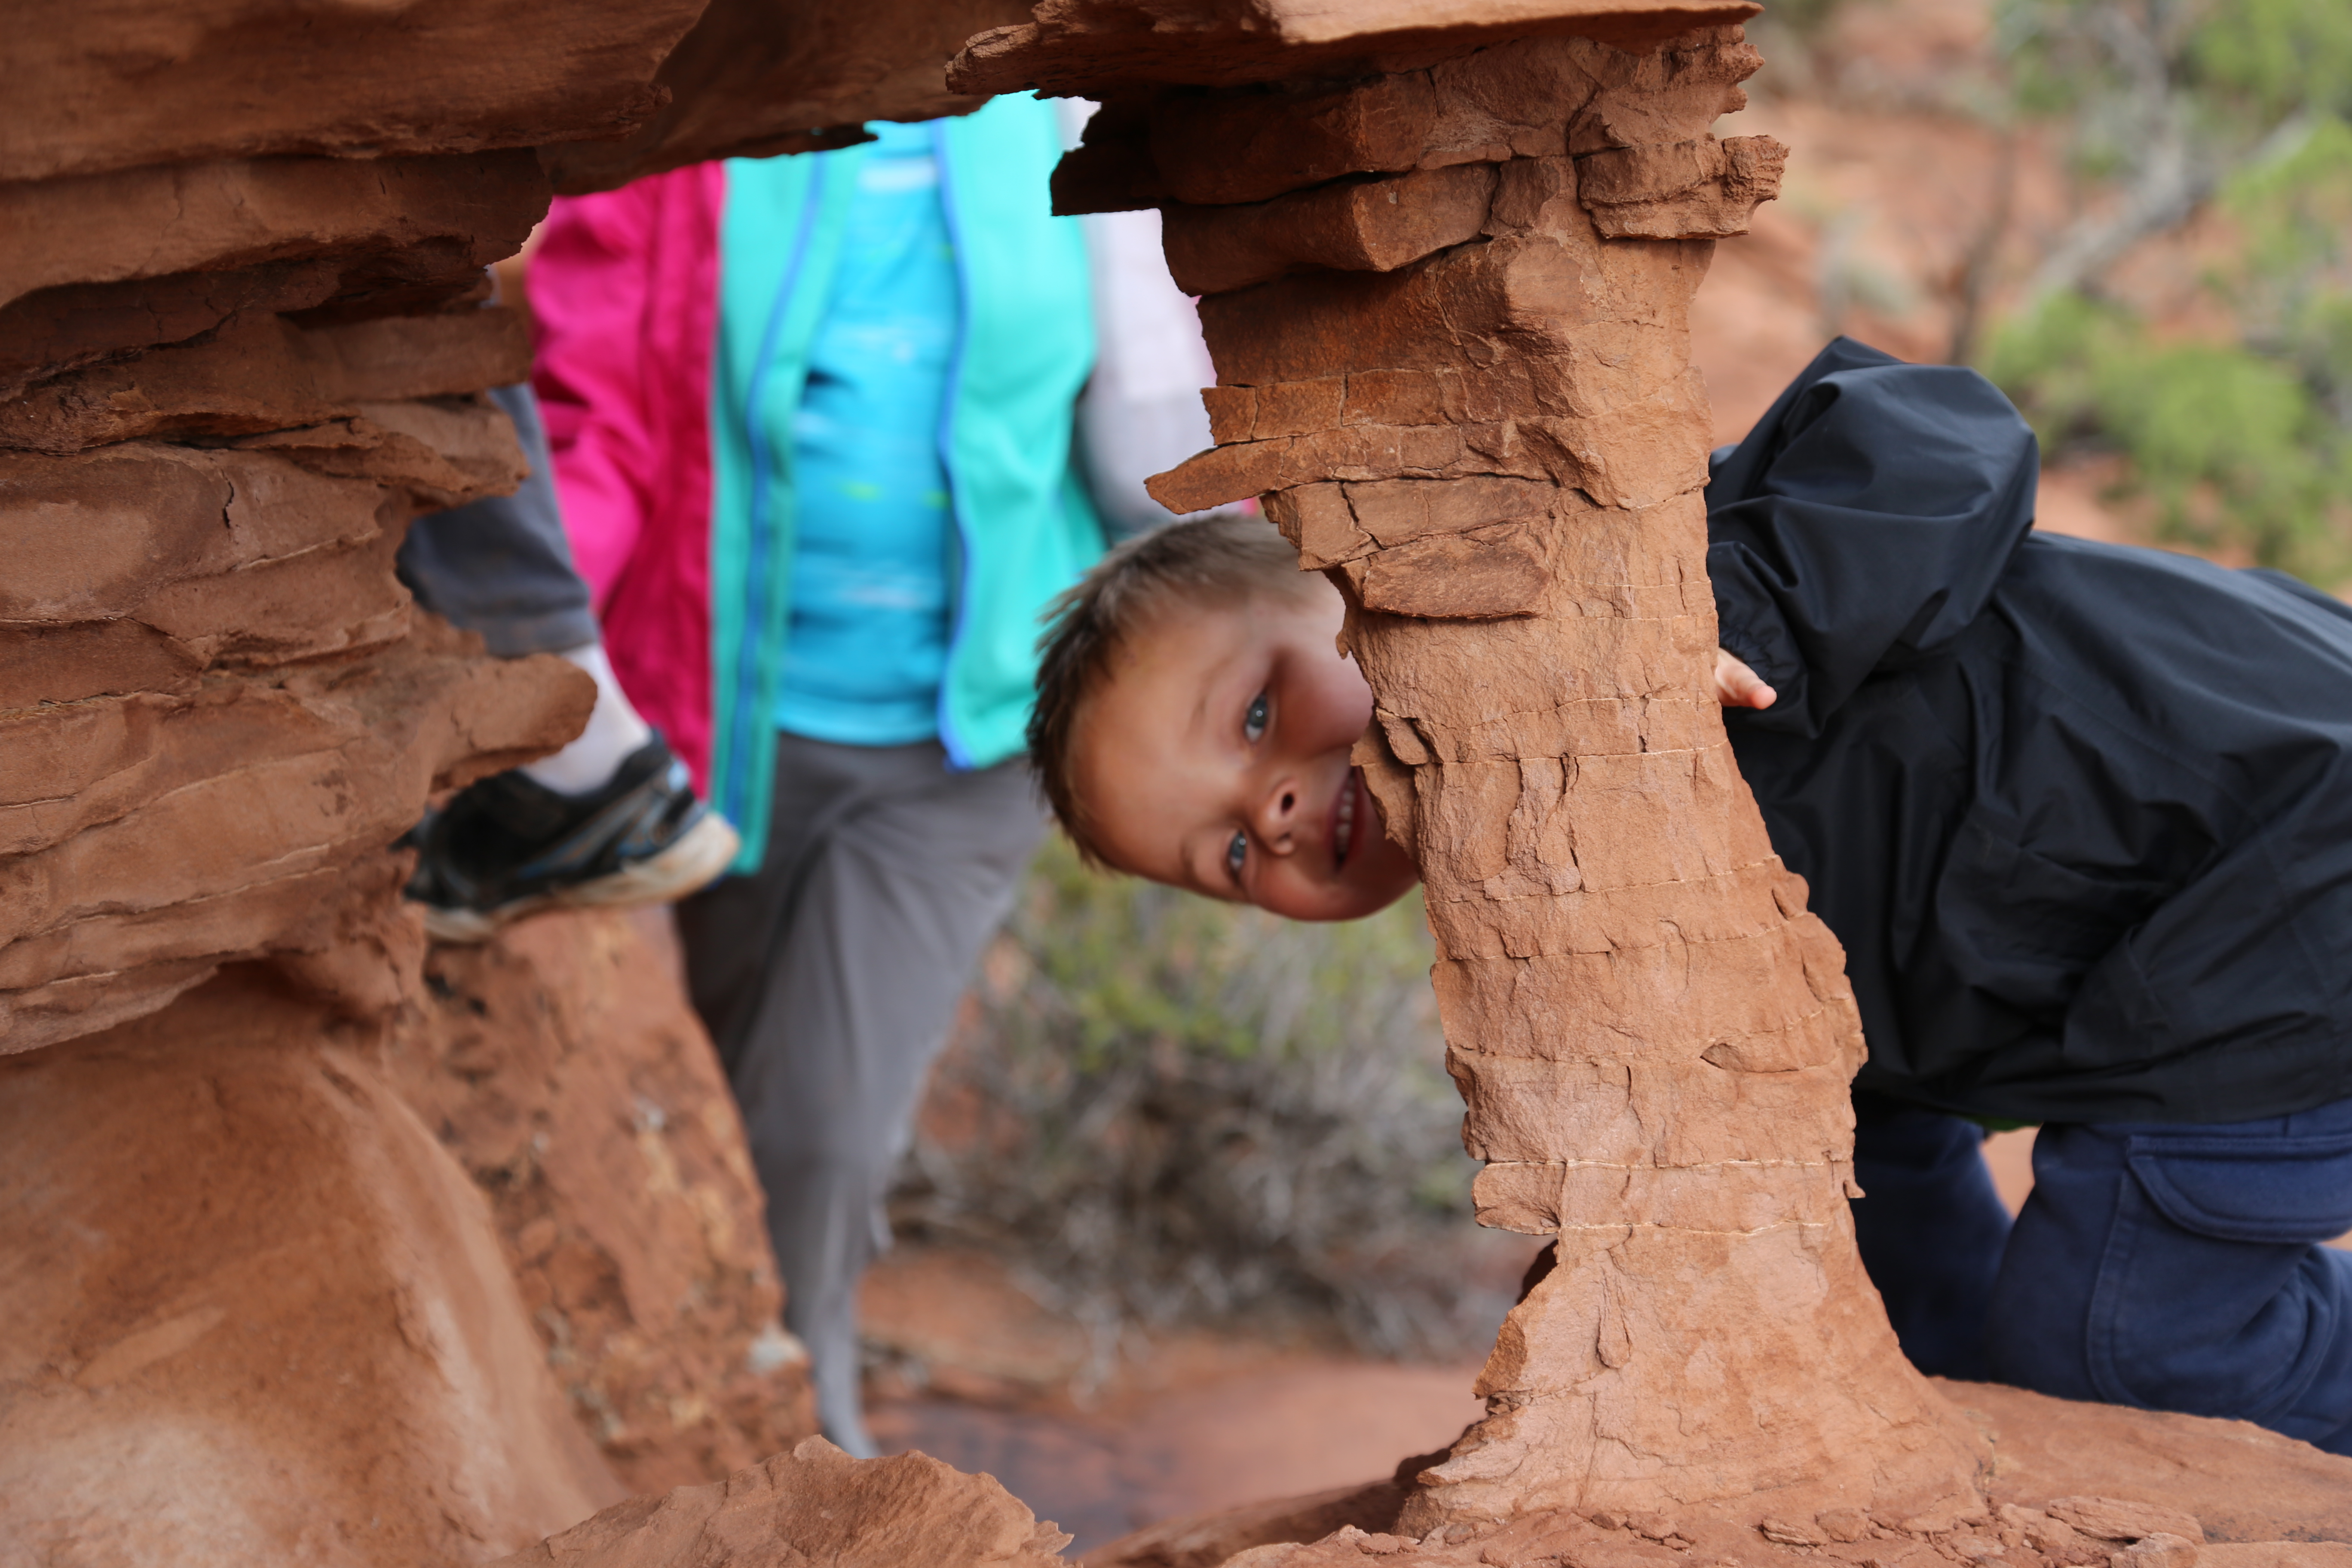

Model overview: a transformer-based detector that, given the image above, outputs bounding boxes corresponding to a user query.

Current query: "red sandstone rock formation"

[0,155,588,1051]
[0,1,783,1554]
[0,974,625,1565]
[1086,1379,2352,1567]
[489,1437,1073,1568]
[932,8,2352,1564]
[541,0,1041,192]
[10,0,2352,1562]
[956,9,1985,1536]
[388,910,817,1493]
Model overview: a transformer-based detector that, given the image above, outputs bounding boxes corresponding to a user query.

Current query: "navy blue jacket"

[1711,339,2352,1125]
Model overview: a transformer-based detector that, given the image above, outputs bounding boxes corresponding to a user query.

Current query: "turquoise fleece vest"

[707,94,1103,871]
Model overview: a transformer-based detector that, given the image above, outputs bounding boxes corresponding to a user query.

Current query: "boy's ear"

[1351,719,1420,864]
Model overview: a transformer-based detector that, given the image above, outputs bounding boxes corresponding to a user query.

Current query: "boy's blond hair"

[1029,513,1318,866]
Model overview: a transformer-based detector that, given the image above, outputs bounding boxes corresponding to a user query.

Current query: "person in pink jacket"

[523,98,1223,1454]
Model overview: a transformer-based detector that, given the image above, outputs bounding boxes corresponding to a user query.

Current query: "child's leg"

[1850,1091,2013,1380]
[398,383,600,662]
[677,735,1047,1458]
[1986,1097,2352,1454]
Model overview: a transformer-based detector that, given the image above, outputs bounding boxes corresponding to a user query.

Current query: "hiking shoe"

[404,734,740,943]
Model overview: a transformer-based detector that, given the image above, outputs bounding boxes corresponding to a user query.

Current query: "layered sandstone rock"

[0,152,553,395]
[0,600,585,1055]
[1,0,773,1556]
[958,11,1984,1537]
[955,9,2352,1564]
[388,910,817,1493]
[5,0,1013,1538]
[0,13,605,1056]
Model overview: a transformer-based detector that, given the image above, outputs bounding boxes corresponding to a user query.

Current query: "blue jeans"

[1852,1090,2352,1454]
[1852,1092,2013,1382]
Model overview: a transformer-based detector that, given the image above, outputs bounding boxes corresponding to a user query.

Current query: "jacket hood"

[1704,337,2040,737]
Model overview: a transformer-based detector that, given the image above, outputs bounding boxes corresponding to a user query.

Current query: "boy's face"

[1071,578,1422,922]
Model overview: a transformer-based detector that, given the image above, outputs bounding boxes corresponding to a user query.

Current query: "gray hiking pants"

[675,734,1047,1448]
[397,383,600,658]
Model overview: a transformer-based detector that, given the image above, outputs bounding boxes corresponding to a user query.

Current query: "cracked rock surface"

[387,910,819,1494]
[961,11,1974,1533]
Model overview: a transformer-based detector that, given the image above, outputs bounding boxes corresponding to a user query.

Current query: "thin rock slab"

[949,0,1766,98]
[6,0,705,184]
[492,1436,1073,1568]
[0,309,533,456]
[0,153,545,394]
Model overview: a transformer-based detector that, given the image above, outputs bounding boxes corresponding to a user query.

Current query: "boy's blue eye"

[1226,830,1248,882]
[1244,691,1268,743]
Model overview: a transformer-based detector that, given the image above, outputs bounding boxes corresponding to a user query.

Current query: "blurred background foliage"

[1983,0,2352,581]
[1724,0,2352,583]
[890,835,1525,1366]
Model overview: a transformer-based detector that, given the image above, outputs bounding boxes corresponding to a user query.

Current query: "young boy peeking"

[1028,340,2352,1455]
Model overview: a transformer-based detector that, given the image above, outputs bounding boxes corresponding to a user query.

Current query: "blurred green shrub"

[2227,114,2352,430]
[1984,0,2352,585]
[1999,0,2352,144]
[890,834,1526,1363]
[1986,286,2352,581]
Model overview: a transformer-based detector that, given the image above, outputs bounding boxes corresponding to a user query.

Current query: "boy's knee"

[1989,1118,2352,1439]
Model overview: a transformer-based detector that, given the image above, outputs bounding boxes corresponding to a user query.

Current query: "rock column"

[959,16,1988,1532]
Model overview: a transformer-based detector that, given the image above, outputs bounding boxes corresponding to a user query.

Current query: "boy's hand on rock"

[1714,648,1777,710]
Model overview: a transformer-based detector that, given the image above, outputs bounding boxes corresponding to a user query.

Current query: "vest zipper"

[726,160,829,842]
[931,118,978,771]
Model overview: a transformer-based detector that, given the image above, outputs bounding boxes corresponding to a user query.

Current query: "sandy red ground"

[862,1137,2347,1556]
[859,1246,1488,1554]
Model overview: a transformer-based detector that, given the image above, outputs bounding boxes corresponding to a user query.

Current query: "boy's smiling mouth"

[1330,768,1361,870]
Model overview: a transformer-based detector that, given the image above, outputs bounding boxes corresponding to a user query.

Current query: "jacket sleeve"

[529,186,664,610]
[1706,339,2040,737]
[1074,207,1223,538]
